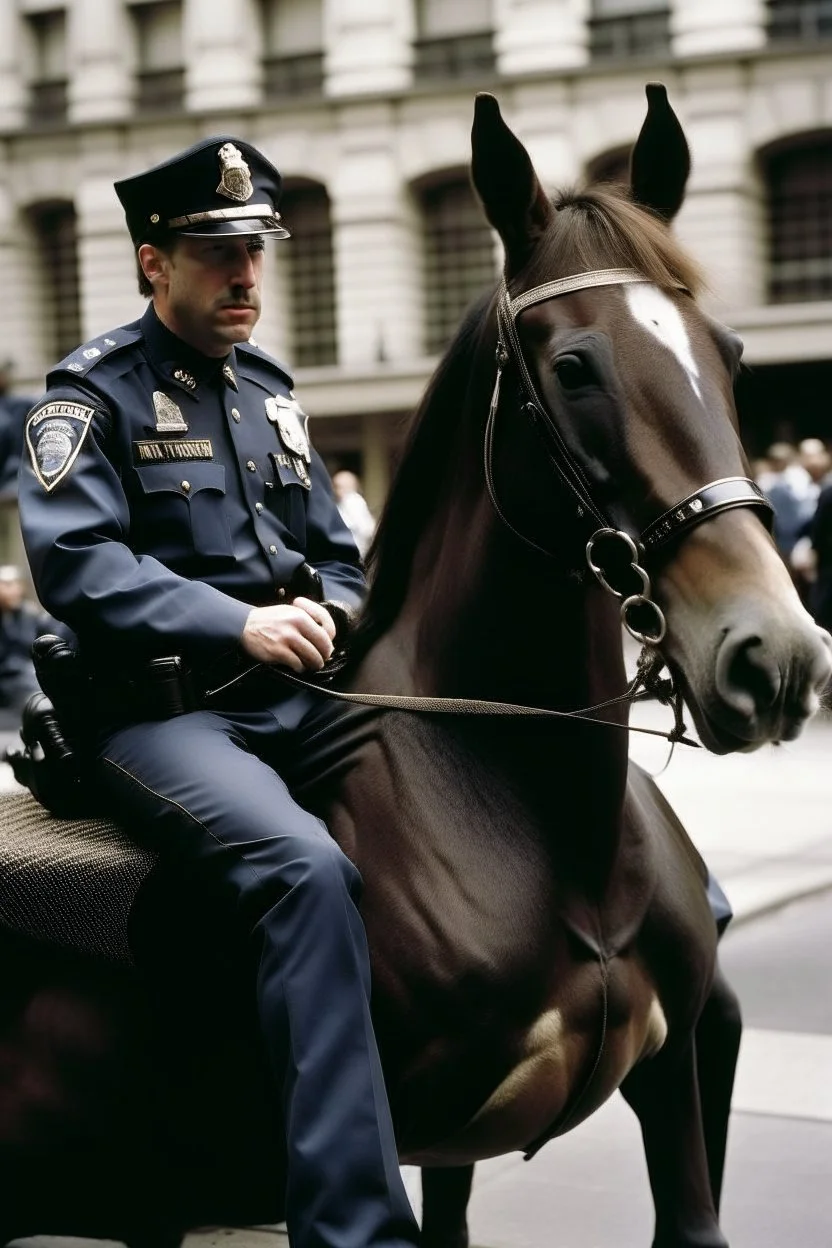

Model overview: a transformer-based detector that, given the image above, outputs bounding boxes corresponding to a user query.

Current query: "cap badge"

[153,391,189,433]
[216,142,254,204]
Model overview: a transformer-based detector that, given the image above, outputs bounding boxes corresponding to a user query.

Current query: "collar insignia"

[222,363,238,390]
[172,367,197,391]
[216,143,254,204]
[153,391,189,433]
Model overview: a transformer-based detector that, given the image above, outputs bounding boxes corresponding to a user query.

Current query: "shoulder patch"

[25,400,95,492]
[235,338,294,389]
[49,323,143,383]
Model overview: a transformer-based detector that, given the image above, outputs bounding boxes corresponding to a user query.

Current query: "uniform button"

[255,502,264,514]
[231,408,241,422]
[269,545,277,555]
[277,587,286,600]
[180,480,190,492]
[246,460,257,472]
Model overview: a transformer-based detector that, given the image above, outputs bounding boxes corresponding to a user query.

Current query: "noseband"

[486,267,772,645]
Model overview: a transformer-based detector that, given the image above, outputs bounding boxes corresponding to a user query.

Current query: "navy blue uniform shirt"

[19,304,364,664]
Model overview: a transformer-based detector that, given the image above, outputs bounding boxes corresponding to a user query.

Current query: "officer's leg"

[97,710,418,1248]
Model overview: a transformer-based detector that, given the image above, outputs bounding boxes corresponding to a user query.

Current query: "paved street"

[6,702,832,1248]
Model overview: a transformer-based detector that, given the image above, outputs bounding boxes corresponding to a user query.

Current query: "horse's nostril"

[715,633,782,721]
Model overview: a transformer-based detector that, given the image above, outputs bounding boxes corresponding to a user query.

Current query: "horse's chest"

[397,954,668,1166]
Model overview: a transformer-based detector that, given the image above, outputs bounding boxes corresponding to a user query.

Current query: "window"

[280,184,337,367]
[260,0,324,100]
[30,202,81,361]
[414,0,495,82]
[131,1,184,115]
[26,9,68,128]
[767,0,832,41]
[420,177,498,355]
[765,137,832,303]
[589,0,671,60]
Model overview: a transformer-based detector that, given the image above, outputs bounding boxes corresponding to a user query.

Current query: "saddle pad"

[0,791,156,964]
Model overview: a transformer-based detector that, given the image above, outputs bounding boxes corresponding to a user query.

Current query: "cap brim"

[175,216,290,239]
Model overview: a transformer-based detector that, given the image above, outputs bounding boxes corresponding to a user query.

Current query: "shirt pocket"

[265,457,308,550]
[133,462,233,563]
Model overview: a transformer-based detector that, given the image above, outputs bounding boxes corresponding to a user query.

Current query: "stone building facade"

[1,0,831,525]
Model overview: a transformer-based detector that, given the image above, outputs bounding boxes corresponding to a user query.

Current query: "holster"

[6,635,100,817]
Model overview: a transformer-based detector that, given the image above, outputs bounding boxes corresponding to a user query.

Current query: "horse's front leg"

[621,1039,728,1248]
[420,1164,475,1248]
[695,966,742,1213]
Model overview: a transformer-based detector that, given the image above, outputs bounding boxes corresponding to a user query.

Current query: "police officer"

[18,138,420,1248]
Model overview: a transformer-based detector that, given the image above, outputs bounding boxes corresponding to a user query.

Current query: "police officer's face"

[142,234,265,357]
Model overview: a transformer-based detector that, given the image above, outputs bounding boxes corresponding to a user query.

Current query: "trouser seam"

[101,755,270,891]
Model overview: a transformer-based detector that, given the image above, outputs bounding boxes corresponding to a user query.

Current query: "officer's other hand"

[242,601,336,671]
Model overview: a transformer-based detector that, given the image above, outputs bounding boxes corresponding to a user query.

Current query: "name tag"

[271,451,311,490]
[134,439,213,464]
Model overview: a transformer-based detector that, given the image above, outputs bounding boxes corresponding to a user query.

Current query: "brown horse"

[1,84,830,1248]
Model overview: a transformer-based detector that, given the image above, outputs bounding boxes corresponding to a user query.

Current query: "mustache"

[218,292,260,309]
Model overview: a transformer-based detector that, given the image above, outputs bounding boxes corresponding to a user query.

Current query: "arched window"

[280,182,337,367]
[764,135,832,303]
[419,176,497,355]
[29,201,81,361]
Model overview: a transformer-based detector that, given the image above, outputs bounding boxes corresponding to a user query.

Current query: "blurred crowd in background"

[753,437,832,634]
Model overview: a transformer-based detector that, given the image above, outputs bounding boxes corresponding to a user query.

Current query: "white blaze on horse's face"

[624,284,704,404]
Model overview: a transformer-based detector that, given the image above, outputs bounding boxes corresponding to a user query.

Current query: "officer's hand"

[241,600,336,671]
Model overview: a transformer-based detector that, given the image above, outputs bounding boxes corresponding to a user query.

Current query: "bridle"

[485,267,772,646]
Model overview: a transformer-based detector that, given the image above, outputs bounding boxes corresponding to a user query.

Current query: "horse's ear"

[629,83,691,222]
[471,93,553,267]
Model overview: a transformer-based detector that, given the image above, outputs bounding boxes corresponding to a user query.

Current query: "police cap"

[114,136,290,246]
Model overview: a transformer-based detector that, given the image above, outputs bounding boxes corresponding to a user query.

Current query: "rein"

[204,645,698,748]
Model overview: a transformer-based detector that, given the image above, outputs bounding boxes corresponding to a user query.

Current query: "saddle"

[0,789,155,963]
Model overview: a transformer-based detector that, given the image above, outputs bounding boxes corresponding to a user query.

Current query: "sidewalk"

[628,698,832,925]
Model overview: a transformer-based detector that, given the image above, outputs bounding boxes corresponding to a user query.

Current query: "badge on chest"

[265,392,311,489]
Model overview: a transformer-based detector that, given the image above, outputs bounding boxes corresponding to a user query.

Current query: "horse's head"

[470,85,832,753]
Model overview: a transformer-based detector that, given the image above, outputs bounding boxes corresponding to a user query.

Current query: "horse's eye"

[554,355,593,389]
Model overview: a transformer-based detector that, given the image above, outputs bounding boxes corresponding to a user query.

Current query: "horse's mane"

[534,184,703,298]
[352,183,703,657]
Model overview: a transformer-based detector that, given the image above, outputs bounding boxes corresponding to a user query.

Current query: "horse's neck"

[354,511,632,891]
[361,504,624,709]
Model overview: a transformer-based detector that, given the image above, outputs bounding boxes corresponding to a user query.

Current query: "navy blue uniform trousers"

[96,696,418,1248]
